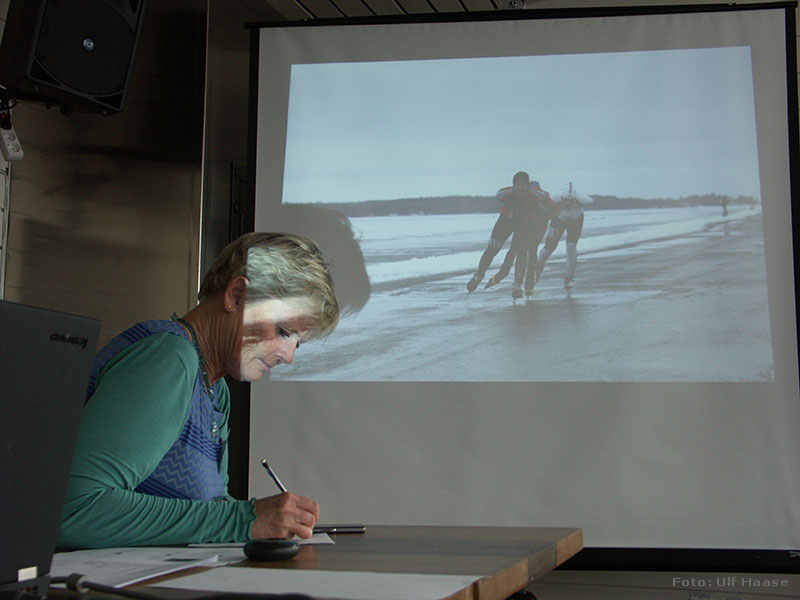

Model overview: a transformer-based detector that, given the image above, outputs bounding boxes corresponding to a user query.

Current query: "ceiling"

[249,0,723,23]
[257,0,534,21]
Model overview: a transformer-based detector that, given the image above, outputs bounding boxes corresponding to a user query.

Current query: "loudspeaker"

[0,0,147,114]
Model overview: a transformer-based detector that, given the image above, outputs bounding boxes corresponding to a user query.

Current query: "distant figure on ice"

[484,179,559,299]
[721,197,729,216]
[535,182,593,290]
[466,171,558,299]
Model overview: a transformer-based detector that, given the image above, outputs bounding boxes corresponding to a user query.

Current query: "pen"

[261,458,287,493]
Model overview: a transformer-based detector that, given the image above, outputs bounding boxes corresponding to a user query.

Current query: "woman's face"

[236,298,312,382]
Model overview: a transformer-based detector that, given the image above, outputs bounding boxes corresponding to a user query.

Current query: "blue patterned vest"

[86,320,227,501]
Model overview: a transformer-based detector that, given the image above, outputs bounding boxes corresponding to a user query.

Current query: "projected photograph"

[269,47,773,382]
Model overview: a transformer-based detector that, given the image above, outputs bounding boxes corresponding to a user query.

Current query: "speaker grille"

[33,0,136,97]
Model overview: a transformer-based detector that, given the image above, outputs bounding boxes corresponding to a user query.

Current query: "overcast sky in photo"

[281,46,759,204]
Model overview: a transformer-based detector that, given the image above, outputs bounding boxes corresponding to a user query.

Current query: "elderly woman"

[58,232,339,549]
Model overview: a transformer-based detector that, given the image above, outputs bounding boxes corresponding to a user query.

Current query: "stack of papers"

[50,546,232,587]
[49,534,333,588]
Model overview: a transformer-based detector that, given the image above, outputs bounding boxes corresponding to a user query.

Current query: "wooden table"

[145,525,583,600]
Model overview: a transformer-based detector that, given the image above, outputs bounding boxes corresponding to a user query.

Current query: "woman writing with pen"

[58,233,339,549]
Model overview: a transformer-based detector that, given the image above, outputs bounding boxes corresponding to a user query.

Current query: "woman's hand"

[251,493,320,539]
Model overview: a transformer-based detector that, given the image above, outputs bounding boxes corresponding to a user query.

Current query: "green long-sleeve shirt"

[58,331,256,548]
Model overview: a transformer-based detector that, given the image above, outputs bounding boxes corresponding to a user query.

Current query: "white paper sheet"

[157,566,480,600]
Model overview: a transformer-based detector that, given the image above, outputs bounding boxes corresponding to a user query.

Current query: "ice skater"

[535,182,592,289]
[484,180,559,299]
[466,171,548,294]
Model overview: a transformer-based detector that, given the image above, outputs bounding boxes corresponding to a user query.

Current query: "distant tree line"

[297,193,758,218]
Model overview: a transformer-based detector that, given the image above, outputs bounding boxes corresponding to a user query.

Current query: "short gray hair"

[199,232,339,338]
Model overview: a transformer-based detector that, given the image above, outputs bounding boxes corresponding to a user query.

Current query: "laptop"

[0,301,100,598]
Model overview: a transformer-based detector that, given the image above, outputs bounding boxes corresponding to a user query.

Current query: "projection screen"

[246,3,800,556]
